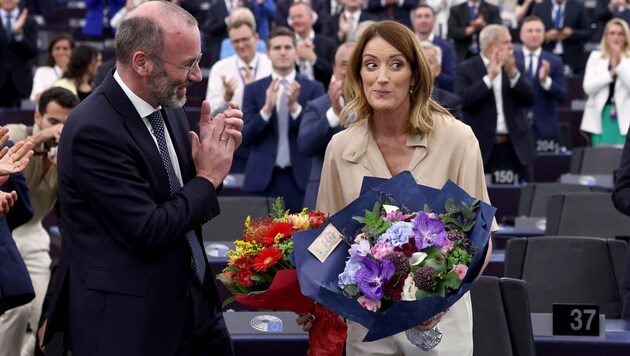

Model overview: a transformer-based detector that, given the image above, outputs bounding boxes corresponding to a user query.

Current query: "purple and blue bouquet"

[292,172,496,347]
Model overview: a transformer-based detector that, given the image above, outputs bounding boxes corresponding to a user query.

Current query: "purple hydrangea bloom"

[354,257,395,300]
[412,212,447,249]
[349,238,371,260]
[378,221,415,247]
[338,258,363,288]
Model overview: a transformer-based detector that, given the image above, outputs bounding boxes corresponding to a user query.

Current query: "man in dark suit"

[365,0,417,27]
[455,24,537,183]
[42,2,243,354]
[288,1,336,89]
[242,26,325,212]
[594,0,630,42]
[202,0,254,67]
[516,16,568,151]
[411,4,457,92]
[420,41,464,121]
[613,131,630,215]
[275,0,329,33]
[320,0,379,44]
[532,0,590,75]
[297,42,353,209]
[0,0,38,107]
[448,0,502,63]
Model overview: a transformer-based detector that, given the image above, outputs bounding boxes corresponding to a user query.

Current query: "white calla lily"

[409,252,428,266]
[383,204,400,214]
[401,274,418,301]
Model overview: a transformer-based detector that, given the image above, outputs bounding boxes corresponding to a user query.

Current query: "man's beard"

[148,65,188,108]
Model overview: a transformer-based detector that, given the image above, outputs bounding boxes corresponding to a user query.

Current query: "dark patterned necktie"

[147,110,206,283]
[5,14,12,42]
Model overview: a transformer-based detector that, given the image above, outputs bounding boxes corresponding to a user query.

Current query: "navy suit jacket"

[0,13,38,101]
[455,56,537,166]
[432,87,463,121]
[297,93,344,209]
[44,72,224,355]
[434,37,457,92]
[515,49,568,139]
[532,0,590,73]
[242,74,325,193]
[0,170,34,315]
[448,1,502,62]
[365,0,417,27]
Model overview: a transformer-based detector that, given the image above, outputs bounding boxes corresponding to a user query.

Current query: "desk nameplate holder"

[514,217,546,233]
[531,311,605,338]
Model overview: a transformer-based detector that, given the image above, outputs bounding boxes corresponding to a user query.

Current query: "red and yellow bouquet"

[217,198,346,356]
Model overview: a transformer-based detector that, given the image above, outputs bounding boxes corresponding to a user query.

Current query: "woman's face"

[607,23,626,52]
[51,39,72,67]
[88,54,102,78]
[360,36,415,116]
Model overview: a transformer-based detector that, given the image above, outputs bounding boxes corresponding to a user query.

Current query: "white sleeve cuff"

[326,107,341,128]
[260,108,271,122]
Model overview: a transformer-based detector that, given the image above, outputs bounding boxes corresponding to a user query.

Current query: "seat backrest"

[545,192,630,238]
[471,276,536,356]
[201,196,272,242]
[517,183,597,217]
[570,146,623,175]
[504,236,627,318]
[622,246,630,319]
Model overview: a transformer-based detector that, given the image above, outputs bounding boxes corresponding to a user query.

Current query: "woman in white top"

[581,18,630,146]
[30,33,75,104]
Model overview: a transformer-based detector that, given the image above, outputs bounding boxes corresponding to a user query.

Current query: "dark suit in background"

[532,0,590,74]
[0,9,38,107]
[433,36,457,91]
[202,0,254,67]
[275,0,329,33]
[432,87,463,121]
[613,132,630,215]
[44,73,231,355]
[455,56,537,181]
[320,10,379,44]
[242,74,324,211]
[448,1,502,62]
[365,0,417,28]
[514,49,567,142]
[297,34,336,89]
[297,93,343,209]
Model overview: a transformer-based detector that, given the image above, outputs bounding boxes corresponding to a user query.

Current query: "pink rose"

[452,264,468,280]
[371,241,394,260]
[440,239,454,254]
[357,296,381,312]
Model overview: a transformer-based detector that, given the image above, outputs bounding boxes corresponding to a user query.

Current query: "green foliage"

[361,202,392,236]
[344,284,360,298]
[446,244,473,270]
[271,197,288,220]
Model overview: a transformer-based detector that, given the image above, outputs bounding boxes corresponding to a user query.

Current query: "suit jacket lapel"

[100,73,172,195]
[162,108,193,183]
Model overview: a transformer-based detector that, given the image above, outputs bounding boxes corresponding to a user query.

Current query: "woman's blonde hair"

[340,20,449,134]
[601,18,630,59]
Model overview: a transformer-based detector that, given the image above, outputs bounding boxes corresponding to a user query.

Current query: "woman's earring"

[409,86,414,94]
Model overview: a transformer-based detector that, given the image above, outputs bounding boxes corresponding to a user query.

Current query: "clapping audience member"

[448,0,502,62]
[516,16,568,149]
[30,33,75,105]
[252,0,275,40]
[0,0,38,108]
[202,0,253,67]
[53,44,102,101]
[109,0,149,30]
[532,0,590,75]
[42,2,242,354]
[320,0,378,45]
[427,0,464,39]
[219,8,266,60]
[411,4,457,92]
[455,24,536,183]
[207,19,272,172]
[515,0,542,23]
[581,18,630,146]
[242,27,325,212]
[0,87,78,356]
[594,0,630,41]
[289,1,336,89]
[421,41,464,120]
[298,42,354,210]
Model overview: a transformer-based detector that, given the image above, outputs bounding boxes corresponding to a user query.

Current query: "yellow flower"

[287,213,310,231]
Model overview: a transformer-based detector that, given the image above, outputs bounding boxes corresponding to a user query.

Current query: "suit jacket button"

[185,290,191,297]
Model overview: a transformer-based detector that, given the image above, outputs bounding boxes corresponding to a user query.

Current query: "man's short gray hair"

[420,41,442,65]
[479,24,508,53]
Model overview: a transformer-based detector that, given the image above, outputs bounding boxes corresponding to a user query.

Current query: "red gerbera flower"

[252,246,283,272]
[262,222,294,246]
[308,211,327,229]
